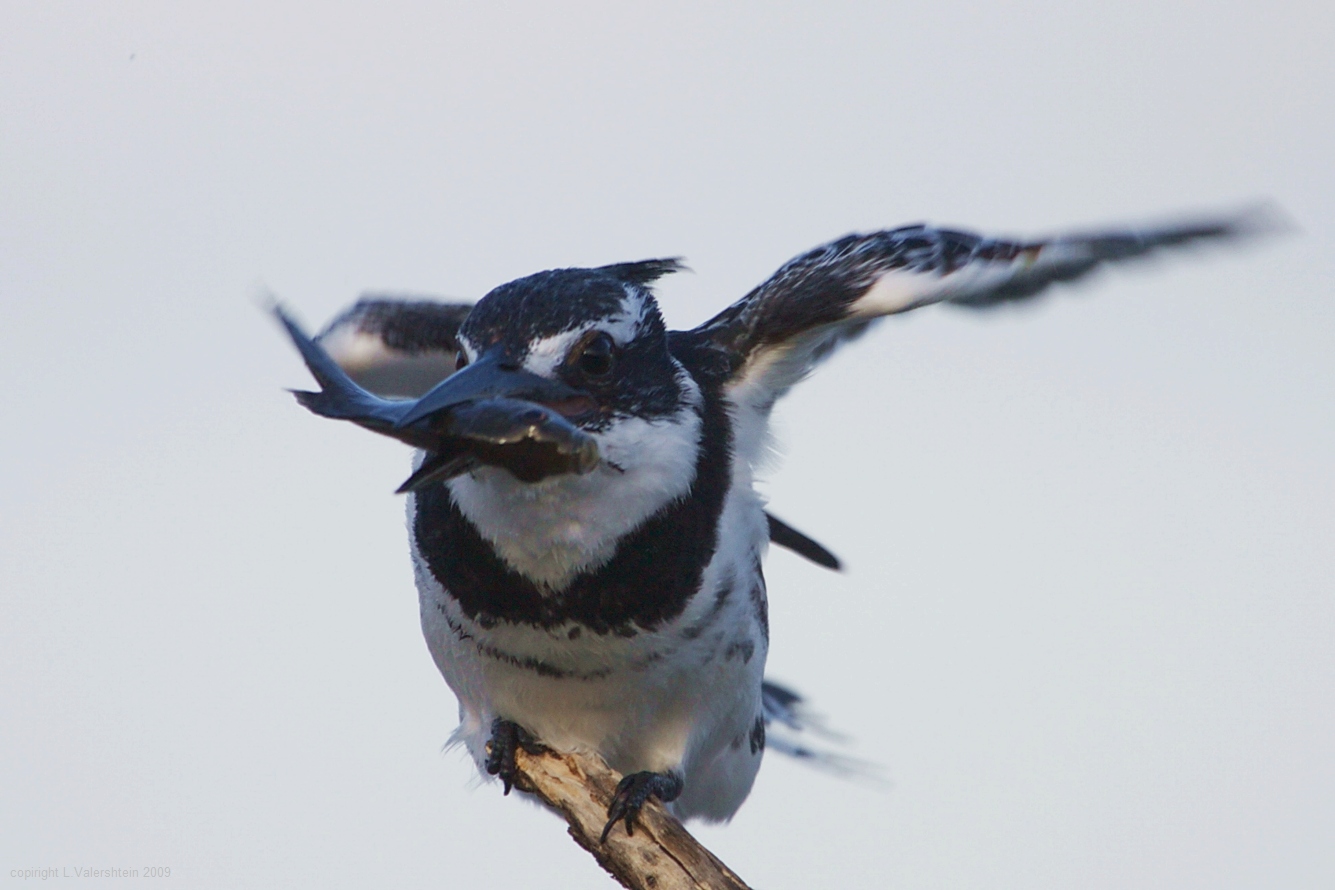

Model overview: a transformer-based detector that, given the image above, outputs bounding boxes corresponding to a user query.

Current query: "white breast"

[444,368,703,591]
[412,475,772,822]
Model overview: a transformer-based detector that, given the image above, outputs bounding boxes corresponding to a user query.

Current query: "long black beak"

[272,304,600,490]
[397,347,591,427]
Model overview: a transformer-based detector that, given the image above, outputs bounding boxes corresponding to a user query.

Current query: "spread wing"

[694,207,1276,414]
[315,296,474,398]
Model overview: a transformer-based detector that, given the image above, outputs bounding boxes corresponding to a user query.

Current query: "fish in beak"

[272,304,600,491]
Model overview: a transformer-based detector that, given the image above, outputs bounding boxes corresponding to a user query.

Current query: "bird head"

[275,259,695,493]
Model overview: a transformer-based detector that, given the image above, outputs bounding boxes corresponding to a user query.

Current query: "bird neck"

[410,381,734,635]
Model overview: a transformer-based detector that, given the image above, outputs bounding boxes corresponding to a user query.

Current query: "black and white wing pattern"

[316,296,474,398]
[695,207,1275,413]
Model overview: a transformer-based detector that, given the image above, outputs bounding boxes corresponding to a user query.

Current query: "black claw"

[484,719,544,795]
[599,771,684,843]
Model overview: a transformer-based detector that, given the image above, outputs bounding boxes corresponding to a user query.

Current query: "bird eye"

[576,332,615,379]
[455,352,469,372]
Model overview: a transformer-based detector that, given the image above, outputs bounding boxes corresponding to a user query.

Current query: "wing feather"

[695,205,1279,412]
[316,296,473,398]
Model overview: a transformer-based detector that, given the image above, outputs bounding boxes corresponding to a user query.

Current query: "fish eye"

[575,332,615,379]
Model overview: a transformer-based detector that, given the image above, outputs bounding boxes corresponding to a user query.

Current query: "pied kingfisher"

[274,208,1265,839]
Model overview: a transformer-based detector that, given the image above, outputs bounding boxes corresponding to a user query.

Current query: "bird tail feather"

[761,680,885,782]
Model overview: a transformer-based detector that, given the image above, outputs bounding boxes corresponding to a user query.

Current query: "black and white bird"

[274,209,1266,839]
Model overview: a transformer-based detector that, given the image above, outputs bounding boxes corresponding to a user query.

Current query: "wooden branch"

[511,746,752,890]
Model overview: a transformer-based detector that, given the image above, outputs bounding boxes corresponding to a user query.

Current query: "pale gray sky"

[2,3,1331,888]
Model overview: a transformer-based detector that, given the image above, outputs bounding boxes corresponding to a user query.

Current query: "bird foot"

[484,718,545,795]
[600,770,683,843]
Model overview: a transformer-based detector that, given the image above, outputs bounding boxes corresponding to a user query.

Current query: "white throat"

[444,370,704,591]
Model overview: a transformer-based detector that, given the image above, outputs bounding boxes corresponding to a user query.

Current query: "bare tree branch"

[511,746,752,890]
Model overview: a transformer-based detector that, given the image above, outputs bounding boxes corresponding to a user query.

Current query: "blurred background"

[2,2,1331,887]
